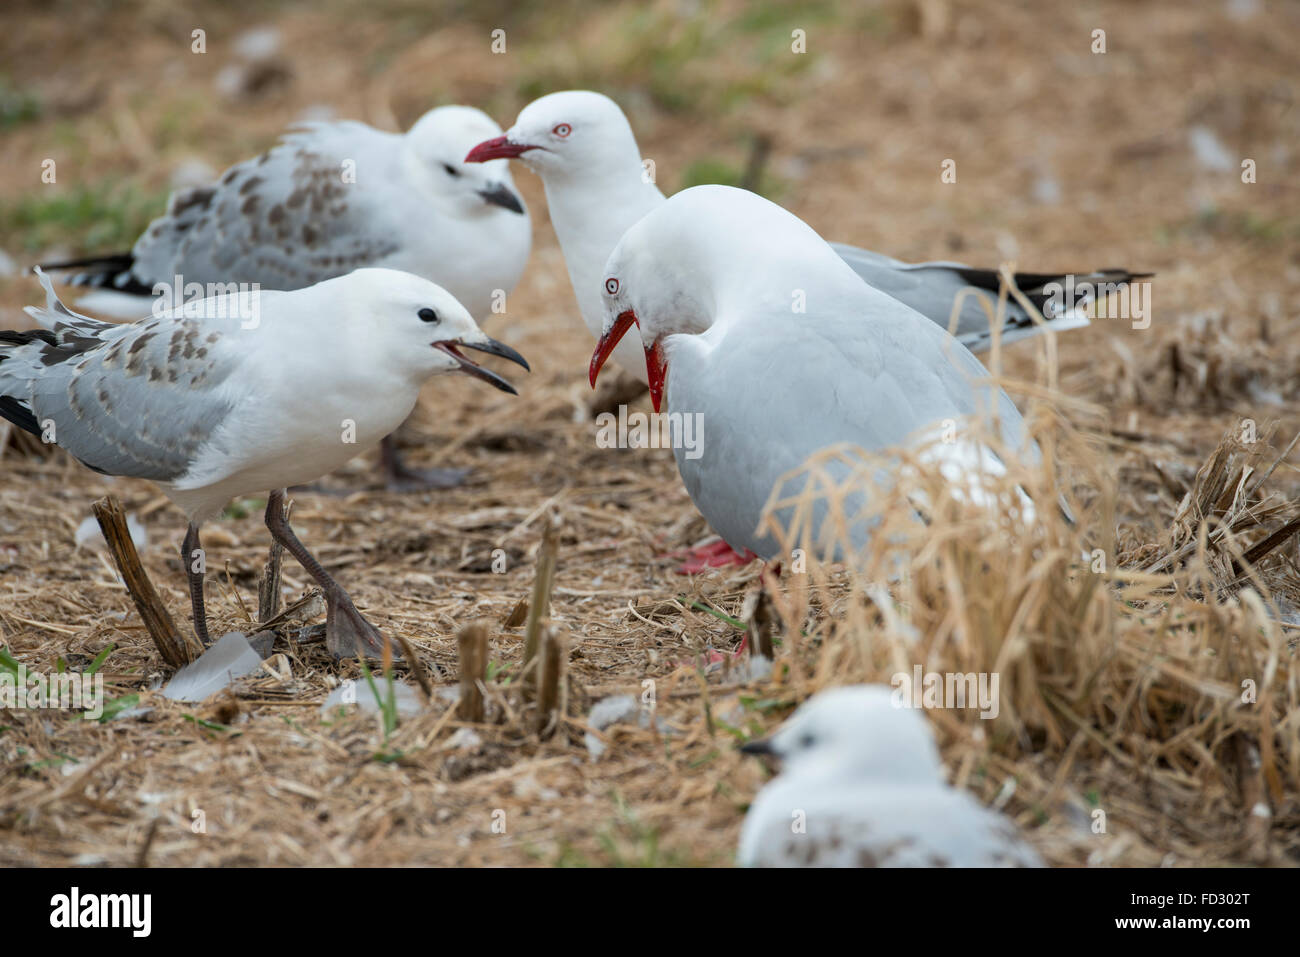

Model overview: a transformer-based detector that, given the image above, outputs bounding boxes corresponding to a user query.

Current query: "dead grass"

[1,0,1299,866]
[755,394,1300,866]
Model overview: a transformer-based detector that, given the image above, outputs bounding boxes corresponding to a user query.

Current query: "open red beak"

[589,310,637,388]
[644,341,666,413]
[589,310,668,413]
[464,136,534,163]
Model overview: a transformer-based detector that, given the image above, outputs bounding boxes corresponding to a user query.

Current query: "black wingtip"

[0,396,42,439]
[33,252,153,294]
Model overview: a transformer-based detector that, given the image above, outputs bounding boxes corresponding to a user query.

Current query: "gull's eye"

[418,307,440,323]
[604,277,619,295]
[442,163,460,177]
[798,733,816,750]
[553,123,572,138]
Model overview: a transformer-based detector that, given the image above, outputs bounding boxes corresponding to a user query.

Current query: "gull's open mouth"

[434,337,530,395]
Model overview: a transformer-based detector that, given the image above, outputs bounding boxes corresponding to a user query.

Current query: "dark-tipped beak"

[477,182,525,215]
[740,738,777,756]
[465,136,535,163]
[589,310,637,388]
[460,336,530,372]
[435,337,529,394]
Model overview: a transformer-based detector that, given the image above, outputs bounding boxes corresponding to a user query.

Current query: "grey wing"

[130,122,403,290]
[672,282,1046,560]
[709,300,1033,534]
[20,311,245,481]
[780,297,1034,458]
[746,786,1042,867]
[916,321,1037,463]
[830,243,1095,352]
[810,310,1038,534]
[864,791,1044,867]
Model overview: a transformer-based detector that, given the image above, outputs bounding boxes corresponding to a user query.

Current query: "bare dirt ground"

[0,0,1297,866]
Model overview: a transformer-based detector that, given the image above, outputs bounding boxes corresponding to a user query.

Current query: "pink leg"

[670,539,760,575]
[690,632,750,668]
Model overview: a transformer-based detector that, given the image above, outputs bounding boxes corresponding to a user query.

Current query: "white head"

[742,685,945,786]
[324,268,530,390]
[462,91,644,183]
[405,106,527,217]
[588,185,841,410]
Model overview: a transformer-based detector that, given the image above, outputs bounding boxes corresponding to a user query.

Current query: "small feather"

[162,632,262,702]
[75,511,148,552]
[319,678,422,716]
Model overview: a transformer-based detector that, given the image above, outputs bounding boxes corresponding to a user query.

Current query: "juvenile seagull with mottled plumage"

[39,105,532,490]
[0,268,529,659]
[739,686,1043,868]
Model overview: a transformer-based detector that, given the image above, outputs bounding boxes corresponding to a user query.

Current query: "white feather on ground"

[319,679,422,717]
[74,511,148,552]
[161,632,263,702]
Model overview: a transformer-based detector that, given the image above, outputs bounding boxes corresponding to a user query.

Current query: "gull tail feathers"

[956,308,1091,352]
[3,269,120,439]
[70,289,158,319]
[0,328,55,437]
[24,266,108,328]
[34,251,154,295]
[953,265,1154,321]
[24,267,117,331]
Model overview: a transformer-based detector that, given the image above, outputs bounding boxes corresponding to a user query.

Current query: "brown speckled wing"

[131,122,402,291]
[25,316,241,481]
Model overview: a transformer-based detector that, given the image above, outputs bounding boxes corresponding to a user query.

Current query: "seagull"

[471,91,1134,571]
[39,105,532,490]
[588,185,1036,566]
[466,89,1147,382]
[738,685,1043,867]
[1,268,529,658]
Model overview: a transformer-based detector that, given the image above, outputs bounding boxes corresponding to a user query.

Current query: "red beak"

[589,310,637,388]
[644,341,666,413]
[465,136,534,163]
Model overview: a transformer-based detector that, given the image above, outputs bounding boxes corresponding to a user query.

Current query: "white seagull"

[40,105,532,489]
[1,268,529,658]
[588,185,1036,565]
[738,686,1043,867]
[466,90,1147,381]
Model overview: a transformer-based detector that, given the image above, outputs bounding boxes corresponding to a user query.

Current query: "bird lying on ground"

[739,685,1043,867]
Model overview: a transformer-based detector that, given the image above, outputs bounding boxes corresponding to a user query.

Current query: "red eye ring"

[605,277,619,295]
[553,123,572,138]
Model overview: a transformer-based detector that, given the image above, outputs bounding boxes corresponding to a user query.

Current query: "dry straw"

[1,274,1295,866]
[751,280,1299,865]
